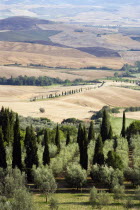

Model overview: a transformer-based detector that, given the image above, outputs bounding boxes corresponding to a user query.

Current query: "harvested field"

[0,83,140,122]
[0,41,125,69]
[0,66,116,80]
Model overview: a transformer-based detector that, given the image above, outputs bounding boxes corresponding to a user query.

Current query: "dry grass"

[0,66,116,81]
[0,82,140,122]
[0,41,125,69]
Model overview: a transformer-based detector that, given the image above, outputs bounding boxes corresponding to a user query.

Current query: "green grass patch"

[111,116,134,135]
[33,192,140,210]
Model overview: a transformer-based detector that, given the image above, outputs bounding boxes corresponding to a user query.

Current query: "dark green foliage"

[55,124,60,151]
[88,121,95,142]
[61,118,82,124]
[106,151,123,170]
[81,126,88,170]
[0,107,14,143]
[125,106,140,112]
[43,129,50,166]
[0,75,92,87]
[91,106,120,120]
[66,130,70,146]
[108,125,113,139]
[25,126,38,181]
[93,135,104,165]
[0,127,7,169]
[121,111,126,138]
[77,124,88,170]
[101,109,110,142]
[126,120,140,142]
[12,114,22,170]
[77,123,82,145]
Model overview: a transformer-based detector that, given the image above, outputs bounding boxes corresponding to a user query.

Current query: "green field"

[111,116,134,135]
[33,191,140,210]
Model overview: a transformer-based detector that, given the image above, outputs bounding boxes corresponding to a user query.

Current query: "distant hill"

[0,16,54,30]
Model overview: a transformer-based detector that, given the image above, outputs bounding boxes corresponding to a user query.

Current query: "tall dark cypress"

[43,129,50,166]
[12,114,22,170]
[121,111,126,138]
[108,125,113,140]
[66,130,70,146]
[81,126,88,170]
[77,123,82,145]
[93,135,104,165]
[88,121,95,142]
[25,126,38,180]
[0,107,14,144]
[101,109,110,142]
[55,124,60,151]
[0,127,7,169]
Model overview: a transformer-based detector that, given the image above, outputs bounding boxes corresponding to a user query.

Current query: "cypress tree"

[25,126,38,181]
[88,121,95,142]
[121,111,126,138]
[0,127,7,169]
[106,150,123,170]
[12,114,22,170]
[93,135,104,165]
[77,123,82,145]
[55,124,60,151]
[0,107,14,144]
[108,125,113,139]
[101,109,110,142]
[66,130,70,146]
[43,129,50,166]
[81,126,88,170]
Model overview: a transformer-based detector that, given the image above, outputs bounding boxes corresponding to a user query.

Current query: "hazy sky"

[0,0,140,26]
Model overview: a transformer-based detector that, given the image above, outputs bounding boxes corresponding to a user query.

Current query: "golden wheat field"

[0,66,116,80]
[0,41,125,69]
[0,81,140,122]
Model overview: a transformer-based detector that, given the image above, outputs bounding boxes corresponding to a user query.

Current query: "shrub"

[112,184,125,200]
[11,189,35,210]
[124,168,140,186]
[0,196,12,210]
[32,165,57,202]
[90,165,124,190]
[39,108,45,113]
[89,187,98,208]
[49,197,59,210]
[135,186,140,201]
[65,163,87,190]
[0,168,26,198]
[97,191,112,209]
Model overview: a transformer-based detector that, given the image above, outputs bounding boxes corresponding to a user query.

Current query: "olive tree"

[65,163,87,190]
[32,166,57,202]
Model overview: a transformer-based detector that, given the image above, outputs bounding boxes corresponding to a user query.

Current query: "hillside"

[0,16,140,68]
[0,16,54,30]
[0,42,125,69]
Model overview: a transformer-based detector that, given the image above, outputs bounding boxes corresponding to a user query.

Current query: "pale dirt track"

[0,82,140,122]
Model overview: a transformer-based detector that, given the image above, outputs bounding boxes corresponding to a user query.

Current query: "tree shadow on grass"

[59,201,90,206]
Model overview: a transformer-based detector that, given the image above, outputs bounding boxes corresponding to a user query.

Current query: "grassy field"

[111,116,134,135]
[33,191,140,210]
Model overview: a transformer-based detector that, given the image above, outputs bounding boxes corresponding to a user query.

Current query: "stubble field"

[0,81,140,123]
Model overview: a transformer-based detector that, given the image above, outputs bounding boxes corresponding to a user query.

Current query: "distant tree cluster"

[125,106,140,112]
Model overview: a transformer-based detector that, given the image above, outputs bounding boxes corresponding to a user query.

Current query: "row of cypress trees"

[77,109,126,170]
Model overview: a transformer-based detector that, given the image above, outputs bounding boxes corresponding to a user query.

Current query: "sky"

[0,0,140,26]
